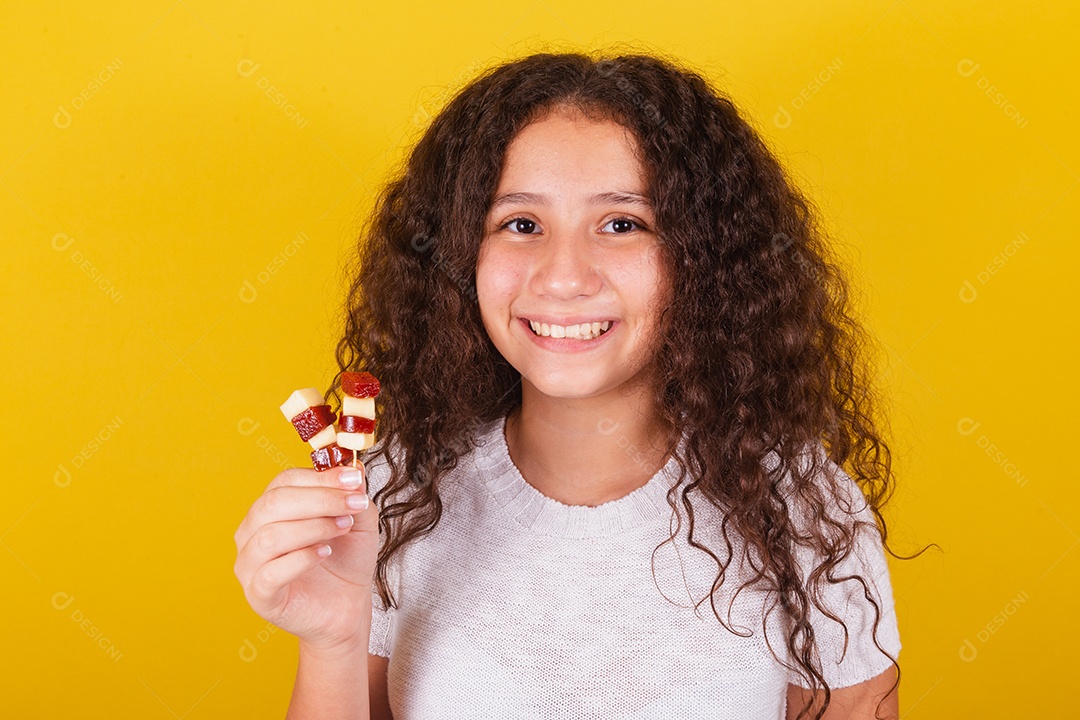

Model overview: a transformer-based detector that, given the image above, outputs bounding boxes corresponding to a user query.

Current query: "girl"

[235,51,910,719]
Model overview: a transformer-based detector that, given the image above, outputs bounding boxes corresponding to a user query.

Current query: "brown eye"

[503,217,538,234]
[603,217,643,234]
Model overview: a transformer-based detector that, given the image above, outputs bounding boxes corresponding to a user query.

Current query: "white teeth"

[526,319,612,340]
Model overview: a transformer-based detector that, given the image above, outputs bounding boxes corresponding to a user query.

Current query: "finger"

[245,542,335,613]
[236,514,354,585]
[235,482,369,550]
[347,486,382,534]
[264,463,366,494]
[236,464,364,549]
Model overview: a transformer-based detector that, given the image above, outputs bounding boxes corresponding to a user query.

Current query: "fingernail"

[339,469,362,488]
[346,493,369,510]
[334,514,354,529]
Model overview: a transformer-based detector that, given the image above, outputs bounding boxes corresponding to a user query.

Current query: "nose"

[529,231,602,300]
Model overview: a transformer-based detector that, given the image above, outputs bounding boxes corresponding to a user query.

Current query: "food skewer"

[279,372,380,471]
[335,371,380,469]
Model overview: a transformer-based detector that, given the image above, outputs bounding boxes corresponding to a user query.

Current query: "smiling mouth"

[525,319,613,340]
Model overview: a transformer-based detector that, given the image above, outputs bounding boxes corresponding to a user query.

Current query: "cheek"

[623,247,673,344]
[615,246,670,311]
[475,244,520,323]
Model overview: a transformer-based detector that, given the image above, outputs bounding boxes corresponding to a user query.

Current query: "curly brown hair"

[330,49,926,719]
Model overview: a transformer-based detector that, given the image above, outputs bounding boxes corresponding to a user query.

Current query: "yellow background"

[3,1,1075,717]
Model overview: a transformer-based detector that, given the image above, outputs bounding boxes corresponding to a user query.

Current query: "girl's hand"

[233,464,380,652]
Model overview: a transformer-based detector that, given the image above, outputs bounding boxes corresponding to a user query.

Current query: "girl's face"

[476,106,671,400]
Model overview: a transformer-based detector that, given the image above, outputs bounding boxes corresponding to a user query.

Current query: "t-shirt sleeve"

[369,588,394,658]
[364,451,396,658]
[785,451,902,690]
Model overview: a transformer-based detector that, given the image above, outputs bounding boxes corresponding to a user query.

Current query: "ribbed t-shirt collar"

[472,414,682,539]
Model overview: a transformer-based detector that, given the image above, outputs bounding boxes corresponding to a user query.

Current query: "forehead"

[495,108,648,193]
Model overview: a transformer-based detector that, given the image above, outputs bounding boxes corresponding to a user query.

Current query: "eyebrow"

[488,191,653,213]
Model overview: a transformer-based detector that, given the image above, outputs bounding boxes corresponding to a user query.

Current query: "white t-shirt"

[367,415,901,719]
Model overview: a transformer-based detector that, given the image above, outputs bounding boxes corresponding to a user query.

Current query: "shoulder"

[774,443,902,689]
[772,441,877,533]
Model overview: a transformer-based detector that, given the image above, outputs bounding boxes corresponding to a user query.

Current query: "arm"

[285,595,373,720]
[368,654,392,720]
[786,665,899,720]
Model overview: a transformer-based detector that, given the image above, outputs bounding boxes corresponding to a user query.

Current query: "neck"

[504,377,673,507]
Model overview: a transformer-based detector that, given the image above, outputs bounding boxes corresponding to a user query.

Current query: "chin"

[522,367,621,400]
